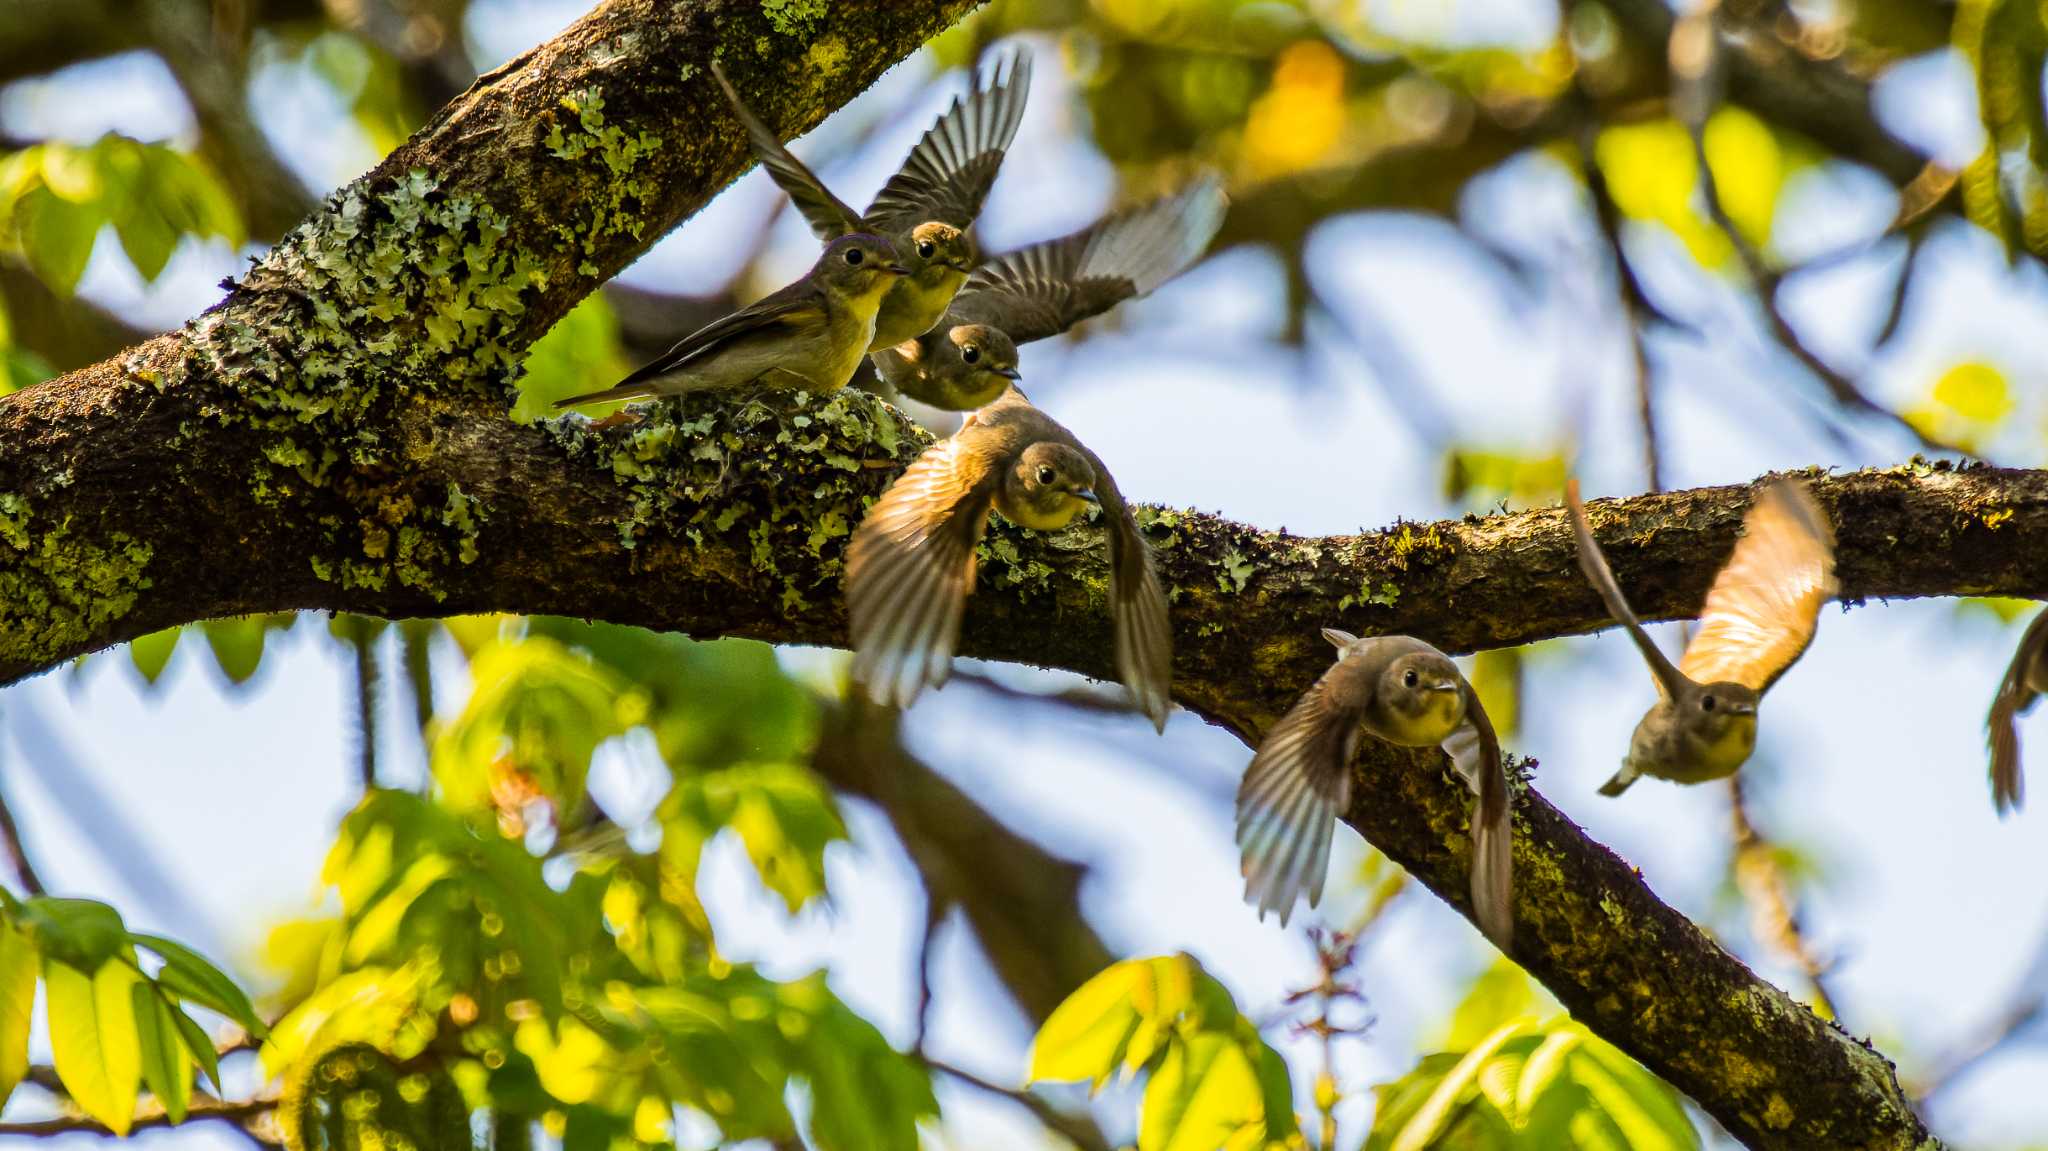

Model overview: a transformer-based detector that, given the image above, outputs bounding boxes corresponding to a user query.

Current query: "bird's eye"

[1036,466,1056,484]
[1403,669,1419,688]
[962,346,980,364]
[844,247,865,266]
[917,240,936,259]
[1701,695,1716,711]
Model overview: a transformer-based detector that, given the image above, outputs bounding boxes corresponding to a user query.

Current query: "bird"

[1235,629,1512,949]
[711,51,1031,351]
[1565,477,1836,796]
[844,385,1171,729]
[872,175,1229,411]
[1986,607,2048,815]
[552,233,907,408]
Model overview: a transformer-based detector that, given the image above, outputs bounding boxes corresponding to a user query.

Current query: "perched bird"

[873,176,1229,411]
[711,52,1030,350]
[1566,478,1836,796]
[553,234,906,408]
[845,385,1171,729]
[1236,630,1511,948]
[1985,607,2048,815]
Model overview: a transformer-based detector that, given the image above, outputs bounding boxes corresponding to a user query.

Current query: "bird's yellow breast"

[1003,493,1090,532]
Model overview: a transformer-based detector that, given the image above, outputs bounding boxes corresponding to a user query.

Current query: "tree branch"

[0,3,2011,1145]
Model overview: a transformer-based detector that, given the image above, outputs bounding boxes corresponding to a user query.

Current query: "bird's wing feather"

[1986,607,2048,814]
[951,175,1226,344]
[1237,657,1373,925]
[863,50,1032,236]
[711,62,863,241]
[1451,691,1513,952]
[1565,480,1690,700]
[1677,480,1837,694]
[845,432,999,709]
[558,286,822,407]
[1085,450,1172,731]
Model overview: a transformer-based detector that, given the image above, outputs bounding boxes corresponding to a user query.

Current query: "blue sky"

[4,1,2048,1147]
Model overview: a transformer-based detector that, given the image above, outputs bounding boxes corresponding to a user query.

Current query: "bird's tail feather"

[553,382,657,410]
[1597,762,1639,797]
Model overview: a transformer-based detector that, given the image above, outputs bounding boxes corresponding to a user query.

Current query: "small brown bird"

[1236,630,1511,948]
[553,234,907,408]
[845,385,1171,729]
[1566,478,1836,796]
[712,52,1030,350]
[873,176,1228,411]
[1986,607,2048,815]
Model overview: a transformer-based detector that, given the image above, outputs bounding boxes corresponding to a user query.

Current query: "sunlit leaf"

[133,980,191,1124]
[512,295,630,421]
[657,762,845,913]
[431,637,629,823]
[201,614,296,685]
[131,931,268,1036]
[0,919,35,1108]
[18,185,102,294]
[128,627,182,685]
[1392,1020,1528,1151]
[1140,1030,1288,1151]
[44,958,143,1134]
[14,896,130,969]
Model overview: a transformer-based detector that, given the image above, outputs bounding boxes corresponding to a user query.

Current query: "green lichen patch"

[548,388,923,616]
[543,88,664,279]
[762,0,830,40]
[0,496,153,666]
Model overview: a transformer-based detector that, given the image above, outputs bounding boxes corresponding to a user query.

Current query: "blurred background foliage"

[3,0,2048,1147]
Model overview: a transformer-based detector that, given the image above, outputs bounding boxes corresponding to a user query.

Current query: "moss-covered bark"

[0,2,1989,1147]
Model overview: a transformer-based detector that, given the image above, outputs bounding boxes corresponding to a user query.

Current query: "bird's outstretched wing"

[711,61,865,240]
[1565,479,1690,700]
[862,50,1033,237]
[1450,693,1513,952]
[1237,656,1372,925]
[845,431,1000,708]
[1987,607,2048,815]
[1083,450,1172,731]
[951,174,1226,344]
[1677,479,1836,694]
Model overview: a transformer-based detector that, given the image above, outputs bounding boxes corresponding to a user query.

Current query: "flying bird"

[1986,607,2048,815]
[553,233,906,408]
[1566,478,1836,796]
[1236,629,1512,949]
[845,385,1171,729]
[873,175,1228,411]
[711,51,1031,350]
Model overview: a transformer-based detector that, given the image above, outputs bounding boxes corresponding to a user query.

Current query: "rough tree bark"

[0,1,1997,1148]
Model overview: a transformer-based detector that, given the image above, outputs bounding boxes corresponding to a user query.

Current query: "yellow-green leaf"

[130,932,266,1036]
[1391,1019,1528,1151]
[1139,1031,1271,1151]
[132,981,190,1124]
[127,627,181,685]
[44,959,142,1134]
[1934,361,2014,424]
[0,920,36,1108]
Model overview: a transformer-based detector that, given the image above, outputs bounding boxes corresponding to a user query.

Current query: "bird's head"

[908,221,977,274]
[1379,651,1468,745]
[818,233,910,296]
[1005,441,1098,530]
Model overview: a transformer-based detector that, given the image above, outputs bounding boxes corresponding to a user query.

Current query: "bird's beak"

[1429,682,1461,694]
[1075,488,1100,505]
[995,366,1022,380]
[884,262,911,276]
[1730,701,1758,716]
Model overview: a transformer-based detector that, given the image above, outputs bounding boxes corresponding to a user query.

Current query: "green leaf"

[127,627,182,685]
[130,932,267,1036]
[787,975,937,1151]
[510,295,629,422]
[1139,1031,1276,1151]
[0,919,36,1108]
[133,980,191,1124]
[1390,1020,1527,1151]
[16,896,130,969]
[430,637,627,820]
[1569,1036,1699,1150]
[44,958,143,1134]
[657,762,845,913]
[112,201,178,283]
[18,185,102,294]
[169,1001,222,1094]
[201,615,293,685]
[1030,953,1240,1090]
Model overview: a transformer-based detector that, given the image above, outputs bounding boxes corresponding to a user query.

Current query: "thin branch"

[925,1057,1114,1151]
[347,620,381,791]
[912,891,944,1056]
[1670,4,1969,459]
[1726,775,1840,1021]
[0,705,46,895]
[0,1095,277,1142]
[1579,124,1668,493]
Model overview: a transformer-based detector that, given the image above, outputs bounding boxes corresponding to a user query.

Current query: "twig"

[1671,3,1971,459]
[924,1057,1114,1151]
[1286,928,1374,1150]
[1579,126,1668,493]
[347,621,381,791]
[0,704,46,895]
[1726,775,1839,1021]
[397,619,437,736]
[0,1094,277,1142]
[912,892,945,1055]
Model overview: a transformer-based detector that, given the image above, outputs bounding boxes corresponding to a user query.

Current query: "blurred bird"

[1986,607,2048,815]
[845,385,1171,729]
[1566,478,1836,797]
[1236,630,1512,949]
[711,52,1030,350]
[873,176,1229,410]
[553,234,906,408]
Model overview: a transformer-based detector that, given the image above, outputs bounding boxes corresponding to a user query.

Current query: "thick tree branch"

[0,3,2011,1146]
